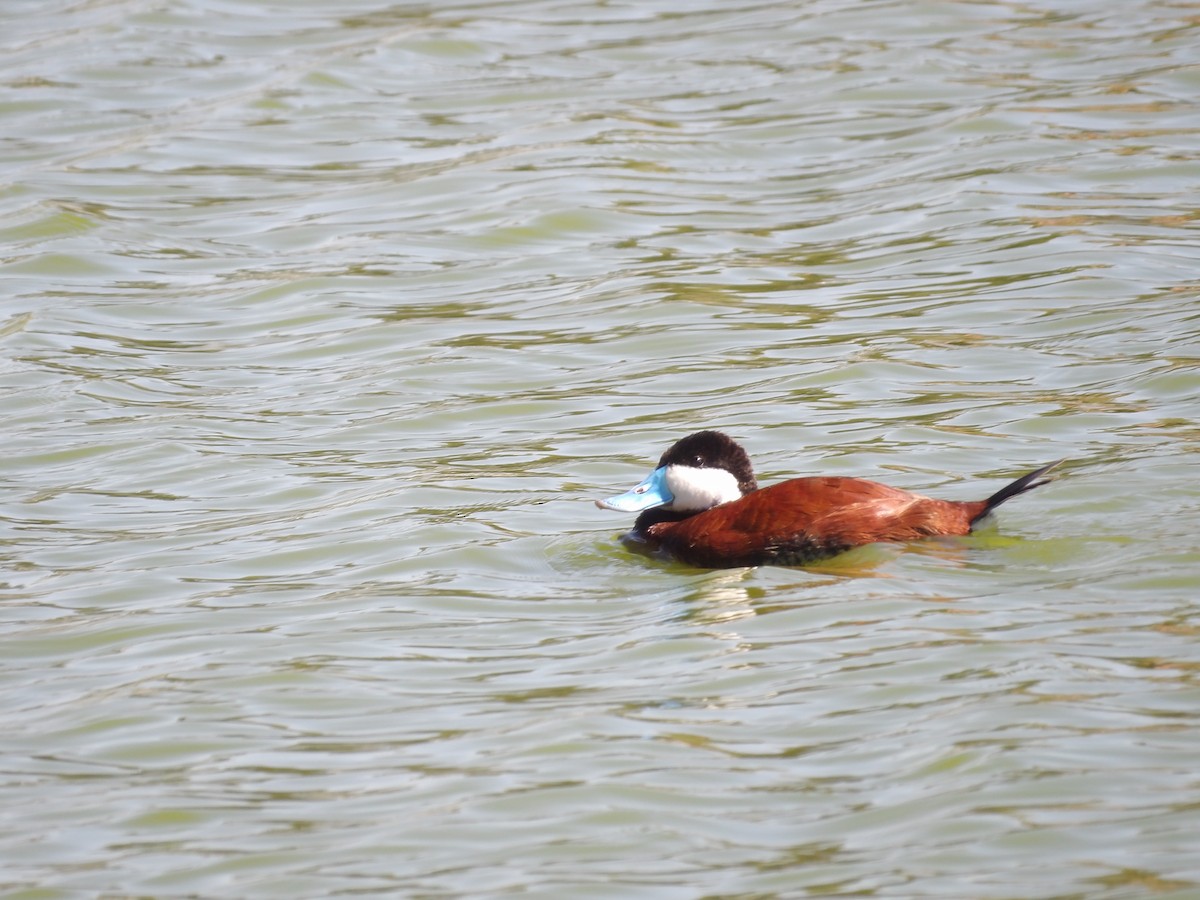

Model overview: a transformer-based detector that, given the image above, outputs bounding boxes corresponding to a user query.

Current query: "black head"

[655,430,759,495]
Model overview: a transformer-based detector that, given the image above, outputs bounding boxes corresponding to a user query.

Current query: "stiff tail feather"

[970,460,1062,526]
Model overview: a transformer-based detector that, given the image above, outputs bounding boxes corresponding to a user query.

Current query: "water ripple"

[1,0,1198,896]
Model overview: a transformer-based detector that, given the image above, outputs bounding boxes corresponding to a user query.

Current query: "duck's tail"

[969,460,1062,527]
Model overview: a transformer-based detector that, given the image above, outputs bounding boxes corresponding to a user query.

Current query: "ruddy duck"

[596,430,1059,568]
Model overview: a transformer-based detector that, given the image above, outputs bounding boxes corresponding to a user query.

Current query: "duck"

[596,430,1059,568]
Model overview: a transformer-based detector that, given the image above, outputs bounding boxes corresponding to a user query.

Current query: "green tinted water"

[2,1,1198,896]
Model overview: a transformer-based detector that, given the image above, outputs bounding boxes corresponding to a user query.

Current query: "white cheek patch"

[663,465,743,512]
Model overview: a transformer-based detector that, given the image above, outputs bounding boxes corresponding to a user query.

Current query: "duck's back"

[645,476,983,568]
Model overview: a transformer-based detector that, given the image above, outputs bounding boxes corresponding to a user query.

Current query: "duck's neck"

[632,506,696,537]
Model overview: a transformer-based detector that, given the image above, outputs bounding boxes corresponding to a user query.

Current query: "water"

[2,0,1199,896]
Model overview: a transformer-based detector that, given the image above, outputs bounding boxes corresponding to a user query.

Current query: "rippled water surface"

[3,0,1199,896]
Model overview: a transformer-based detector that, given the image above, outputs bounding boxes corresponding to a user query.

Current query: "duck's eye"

[693,455,704,466]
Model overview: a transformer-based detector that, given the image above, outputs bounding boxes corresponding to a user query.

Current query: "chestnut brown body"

[645,477,989,568]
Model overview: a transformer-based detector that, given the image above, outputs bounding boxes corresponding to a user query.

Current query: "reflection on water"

[1,0,1198,896]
